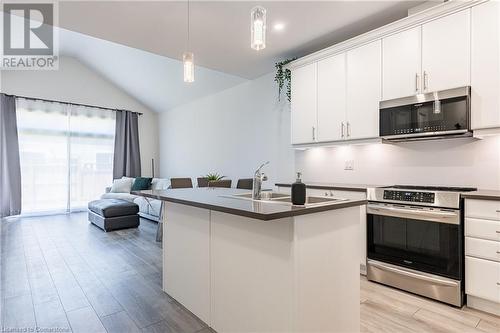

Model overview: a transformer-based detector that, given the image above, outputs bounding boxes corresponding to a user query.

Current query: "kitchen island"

[134,188,365,333]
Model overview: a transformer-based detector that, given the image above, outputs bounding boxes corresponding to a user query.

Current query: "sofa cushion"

[110,178,133,193]
[133,197,151,215]
[101,192,138,202]
[151,178,169,190]
[132,177,152,191]
[88,199,139,218]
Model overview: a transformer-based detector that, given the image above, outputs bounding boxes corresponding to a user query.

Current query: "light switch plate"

[344,160,354,171]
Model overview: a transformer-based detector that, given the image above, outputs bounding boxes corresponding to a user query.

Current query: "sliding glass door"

[16,98,115,215]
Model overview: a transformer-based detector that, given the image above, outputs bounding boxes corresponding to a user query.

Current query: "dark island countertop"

[275,182,385,192]
[461,190,500,201]
[132,188,366,221]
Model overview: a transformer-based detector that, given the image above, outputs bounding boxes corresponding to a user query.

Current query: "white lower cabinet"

[465,198,500,316]
[465,257,500,304]
[278,186,368,275]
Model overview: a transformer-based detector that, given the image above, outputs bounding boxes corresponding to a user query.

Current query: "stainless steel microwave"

[379,86,471,142]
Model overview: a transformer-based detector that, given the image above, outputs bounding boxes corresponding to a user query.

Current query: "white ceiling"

[5,1,429,112]
[60,28,247,112]
[58,1,424,79]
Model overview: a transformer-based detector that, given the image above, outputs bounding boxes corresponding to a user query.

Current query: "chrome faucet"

[252,161,269,200]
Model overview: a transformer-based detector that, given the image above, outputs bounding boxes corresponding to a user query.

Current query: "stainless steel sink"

[231,192,290,200]
[272,196,347,206]
[227,192,348,206]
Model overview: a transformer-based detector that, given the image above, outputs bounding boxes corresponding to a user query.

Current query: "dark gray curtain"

[113,110,141,179]
[0,94,21,218]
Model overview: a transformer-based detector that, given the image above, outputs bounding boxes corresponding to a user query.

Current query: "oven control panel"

[383,190,435,203]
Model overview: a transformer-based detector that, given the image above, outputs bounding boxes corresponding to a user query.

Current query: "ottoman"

[88,199,140,232]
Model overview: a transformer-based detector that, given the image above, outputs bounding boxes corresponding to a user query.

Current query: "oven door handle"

[369,261,458,287]
[367,204,459,224]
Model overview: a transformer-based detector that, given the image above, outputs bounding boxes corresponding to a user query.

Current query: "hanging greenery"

[274,58,296,102]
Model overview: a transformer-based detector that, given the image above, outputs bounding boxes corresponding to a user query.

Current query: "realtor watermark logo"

[1,1,59,70]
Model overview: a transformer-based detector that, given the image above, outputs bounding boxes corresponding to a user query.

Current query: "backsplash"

[295,136,500,190]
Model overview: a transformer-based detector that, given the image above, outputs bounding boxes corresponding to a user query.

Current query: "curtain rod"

[2,93,143,116]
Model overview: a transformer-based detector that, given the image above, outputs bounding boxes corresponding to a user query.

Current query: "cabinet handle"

[312,126,316,141]
[341,122,345,139]
[496,210,500,212]
[497,282,500,286]
[415,73,420,93]
[497,251,500,254]
[347,122,351,138]
[423,71,428,91]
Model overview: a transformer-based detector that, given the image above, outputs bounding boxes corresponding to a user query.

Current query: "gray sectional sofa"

[101,177,169,222]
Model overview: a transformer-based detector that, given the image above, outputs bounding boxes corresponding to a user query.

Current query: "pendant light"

[183,0,194,82]
[251,6,266,50]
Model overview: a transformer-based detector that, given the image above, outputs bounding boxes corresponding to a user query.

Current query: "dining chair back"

[208,180,232,188]
[170,178,193,189]
[236,178,253,190]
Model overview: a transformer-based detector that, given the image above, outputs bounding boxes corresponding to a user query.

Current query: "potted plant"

[205,173,225,181]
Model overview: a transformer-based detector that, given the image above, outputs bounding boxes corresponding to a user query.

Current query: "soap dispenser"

[291,172,306,205]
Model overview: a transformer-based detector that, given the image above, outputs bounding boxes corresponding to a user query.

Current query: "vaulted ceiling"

[58,1,424,79]
[5,1,429,112]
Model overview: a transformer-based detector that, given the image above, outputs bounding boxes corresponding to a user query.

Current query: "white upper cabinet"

[317,53,346,142]
[421,10,471,92]
[291,63,317,144]
[290,3,477,146]
[346,40,382,140]
[382,26,422,100]
[471,1,500,130]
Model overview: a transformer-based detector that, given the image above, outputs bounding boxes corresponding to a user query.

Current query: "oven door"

[367,203,462,280]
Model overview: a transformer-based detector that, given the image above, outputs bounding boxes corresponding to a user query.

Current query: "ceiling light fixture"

[251,6,266,50]
[183,0,194,82]
[273,23,285,31]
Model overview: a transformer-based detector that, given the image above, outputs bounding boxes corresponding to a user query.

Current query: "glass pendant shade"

[183,51,194,83]
[251,6,266,50]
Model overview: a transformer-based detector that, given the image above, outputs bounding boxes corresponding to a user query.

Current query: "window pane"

[16,100,69,213]
[16,99,116,215]
[69,105,115,210]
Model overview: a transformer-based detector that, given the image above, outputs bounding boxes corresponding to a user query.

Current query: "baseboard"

[360,263,367,276]
[467,295,500,316]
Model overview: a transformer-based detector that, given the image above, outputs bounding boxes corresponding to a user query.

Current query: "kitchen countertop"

[461,190,500,201]
[132,188,366,221]
[275,182,384,192]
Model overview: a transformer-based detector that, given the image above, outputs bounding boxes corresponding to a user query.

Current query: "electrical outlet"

[344,160,354,171]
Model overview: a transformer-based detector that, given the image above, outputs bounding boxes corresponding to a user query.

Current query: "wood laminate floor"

[1,212,499,333]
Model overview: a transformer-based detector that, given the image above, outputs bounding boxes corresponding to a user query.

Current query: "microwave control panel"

[383,190,435,203]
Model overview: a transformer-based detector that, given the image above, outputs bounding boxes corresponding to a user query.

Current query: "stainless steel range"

[366,185,476,307]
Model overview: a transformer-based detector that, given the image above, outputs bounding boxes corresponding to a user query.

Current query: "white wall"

[160,72,500,191]
[159,73,295,185]
[295,137,500,190]
[1,56,159,177]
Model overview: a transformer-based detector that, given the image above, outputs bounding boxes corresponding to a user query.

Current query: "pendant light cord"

[187,0,190,51]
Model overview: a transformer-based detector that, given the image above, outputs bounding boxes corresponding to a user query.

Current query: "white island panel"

[163,202,211,324]
[293,206,360,332]
[210,211,294,333]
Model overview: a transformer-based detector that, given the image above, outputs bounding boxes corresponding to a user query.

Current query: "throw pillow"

[151,178,170,190]
[131,177,152,191]
[110,178,133,193]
